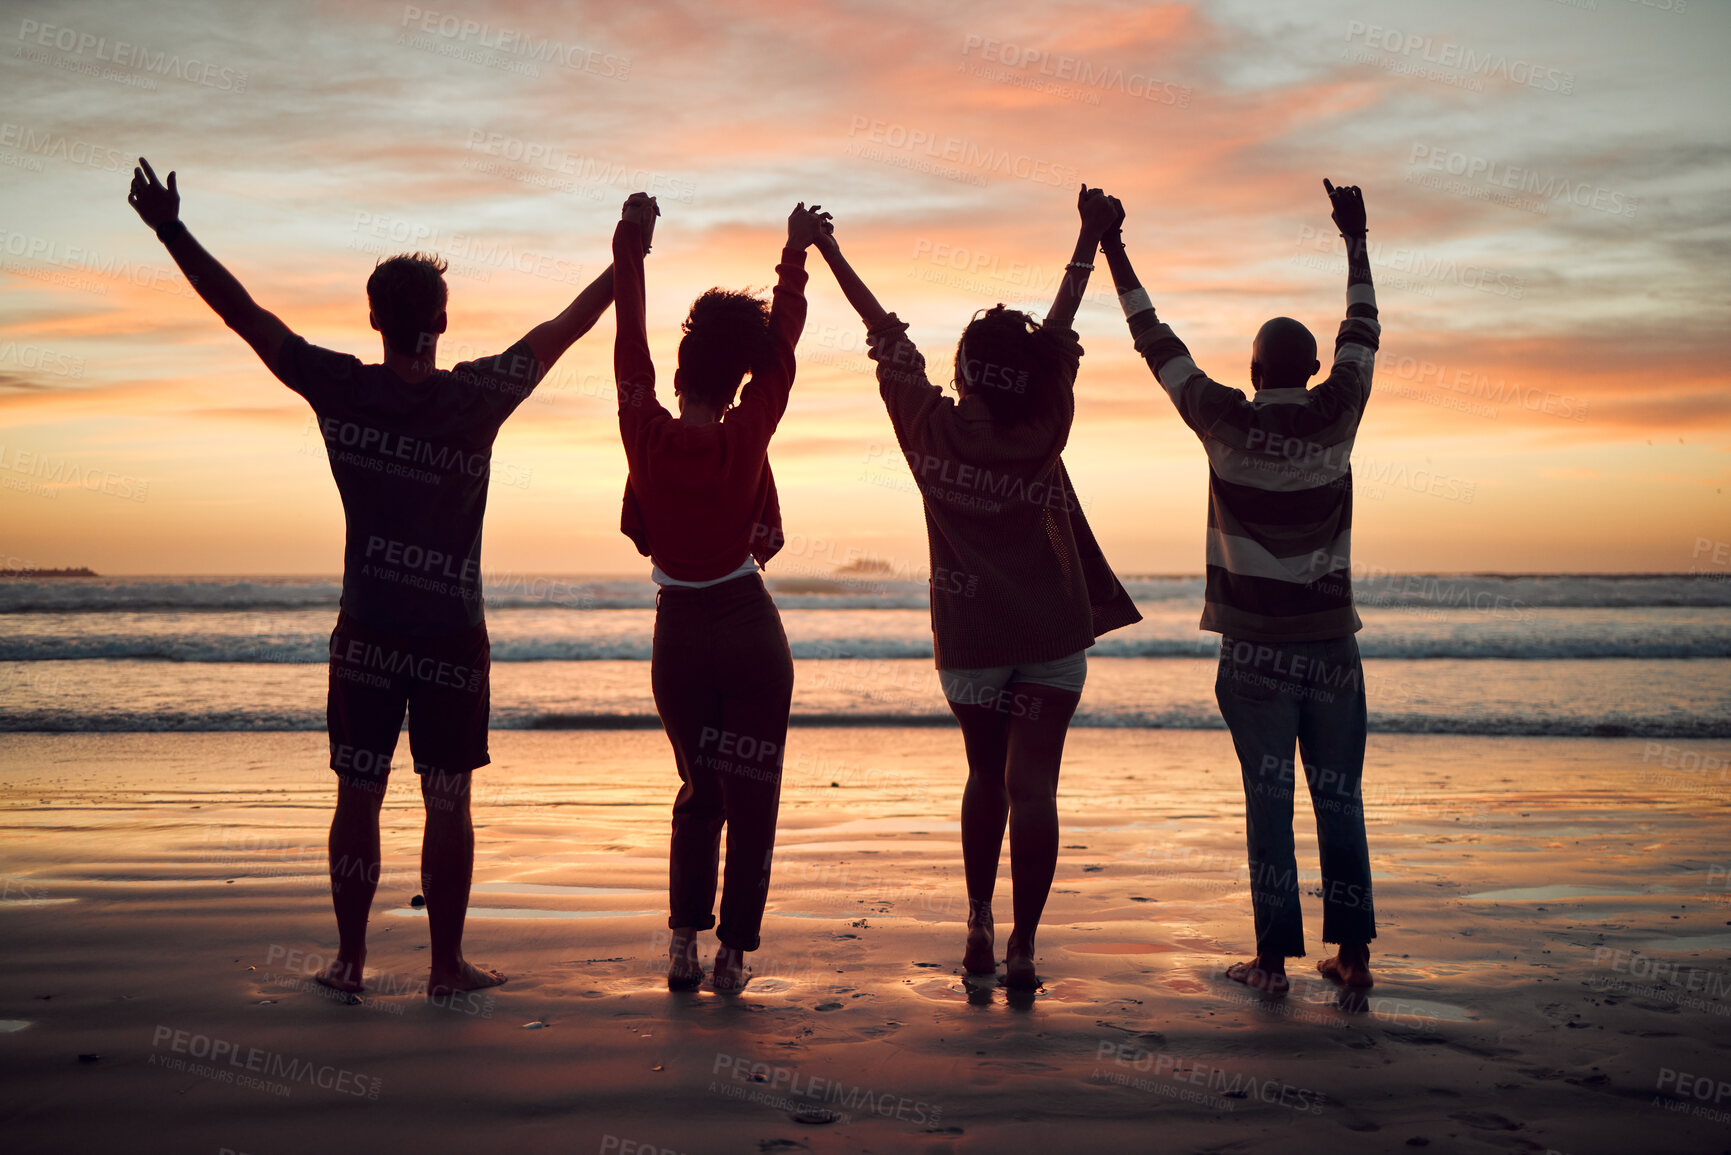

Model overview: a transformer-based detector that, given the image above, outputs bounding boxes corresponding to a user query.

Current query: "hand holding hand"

[1101,194,1126,246]
[127,157,179,230]
[622,192,660,253]
[812,217,838,258]
[787,202,833,251]
[1077,184,1118,241]
[1324,178,1367,236]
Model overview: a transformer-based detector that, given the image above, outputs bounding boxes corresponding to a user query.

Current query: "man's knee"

[335,778,387,814]
[419,767,473,814]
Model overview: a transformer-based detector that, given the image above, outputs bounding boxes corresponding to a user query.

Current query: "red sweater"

[612,220,808,581]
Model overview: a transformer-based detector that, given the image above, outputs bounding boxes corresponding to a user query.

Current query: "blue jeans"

[1215,634,1375,957]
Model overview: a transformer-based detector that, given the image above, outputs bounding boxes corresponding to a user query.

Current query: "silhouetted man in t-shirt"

[129,157,647,996]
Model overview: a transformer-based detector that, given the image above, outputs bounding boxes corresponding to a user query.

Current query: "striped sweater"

[1127,274,1380,641]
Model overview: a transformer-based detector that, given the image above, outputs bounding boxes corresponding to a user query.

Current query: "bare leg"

[1002,684,1080,989]
[421,770,506,996]
[712,945,750,993]
[950,699,1011,973]
[1317,943,1374,987]
[667,925,703,990]
[319,779,384,993]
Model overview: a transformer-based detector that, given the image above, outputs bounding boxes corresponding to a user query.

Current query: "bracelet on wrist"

[155,219,186,244]
[1066,261,1095,272]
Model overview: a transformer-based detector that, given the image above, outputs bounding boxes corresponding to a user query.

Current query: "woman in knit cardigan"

[812,188,1141,989]
[613,193,831,993]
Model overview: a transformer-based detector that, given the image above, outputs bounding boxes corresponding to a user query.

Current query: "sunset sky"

[2,0,1725,577]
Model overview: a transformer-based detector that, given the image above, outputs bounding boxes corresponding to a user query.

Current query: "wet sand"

[1,729,1729,1154]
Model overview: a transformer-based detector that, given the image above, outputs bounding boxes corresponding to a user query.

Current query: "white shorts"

[938,649,1088,705]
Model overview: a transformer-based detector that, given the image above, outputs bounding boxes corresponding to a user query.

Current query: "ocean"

[2,574,1728,737]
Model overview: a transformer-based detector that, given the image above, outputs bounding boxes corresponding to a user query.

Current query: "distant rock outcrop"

[0,567,98,578]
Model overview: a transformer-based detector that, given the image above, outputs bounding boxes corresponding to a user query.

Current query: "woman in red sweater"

[613,194,829,993]
[811,188,1141,989]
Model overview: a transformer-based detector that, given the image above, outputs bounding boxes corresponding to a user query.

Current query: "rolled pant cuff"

[717,930,760,952]
[669,914,716,932]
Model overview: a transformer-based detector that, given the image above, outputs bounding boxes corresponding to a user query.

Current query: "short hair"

[1252,316,1318,389]
[951,304,1061,427]
[676,288,772,409]
[367,253,448,356]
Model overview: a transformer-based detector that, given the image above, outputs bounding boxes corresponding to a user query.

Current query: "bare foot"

[964,904,996,974]
[1003,930,1039,990]
[427,958,507,997]
[712,945,750,994]
[314,955,365,994]
[1224,955,1289,994]
[667,926,703,991]
[1317,944,1374,988]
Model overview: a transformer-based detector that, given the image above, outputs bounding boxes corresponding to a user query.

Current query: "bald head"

[1251,316,1320,391]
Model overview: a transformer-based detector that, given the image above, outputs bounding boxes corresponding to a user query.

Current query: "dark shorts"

[326,611,491,791]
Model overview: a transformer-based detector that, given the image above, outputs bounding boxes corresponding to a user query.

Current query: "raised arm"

[810,212,957,452]
[612,193,661,419]
[520,194,653,370]
[127,157,292,369]
[521,265,616,371]
[1098,194,1241,437]
[771,202,824,346]
[1324,178,1379,400]
[1098,193,1199,393]
[732,204,820,431]
[1105,182,1379,439]
[1046,185,1117,331]
[1326,177,1371,292]
[811,222,888,331]
[1098,195,1145,321]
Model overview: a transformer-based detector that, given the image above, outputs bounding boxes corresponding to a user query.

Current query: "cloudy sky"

[1,0,1725,577]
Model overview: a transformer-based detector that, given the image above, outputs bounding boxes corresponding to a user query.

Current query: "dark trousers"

[1215,633,1375,957]
[651,574,794,952]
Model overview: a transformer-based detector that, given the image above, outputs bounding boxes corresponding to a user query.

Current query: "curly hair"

[366,252,448,356]
[676,288,773,409]
[951,304,1061,427]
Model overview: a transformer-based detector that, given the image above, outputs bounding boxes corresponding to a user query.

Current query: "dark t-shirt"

[273,335,542,636]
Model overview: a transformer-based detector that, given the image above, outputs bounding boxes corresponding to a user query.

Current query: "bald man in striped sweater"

[1101,180,1380,993]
